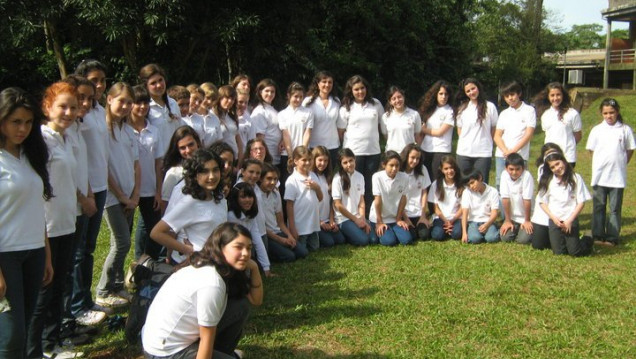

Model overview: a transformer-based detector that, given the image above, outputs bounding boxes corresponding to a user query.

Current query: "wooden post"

[604,19,612,89]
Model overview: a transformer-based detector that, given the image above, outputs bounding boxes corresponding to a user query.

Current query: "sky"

[543,0,628,32]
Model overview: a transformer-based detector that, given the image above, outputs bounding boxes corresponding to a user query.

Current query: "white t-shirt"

[531,165,549,226]
[278,105,314,156]
[238,112,256,148]
[538,173,591,220]
[284,170,321,235]
[251,103,281,164]
[332,171,365,225]
[228,211,270,271]
[260,188,283,233]
[461,183,500,222]
[80,104,108,192]
[428,180,461,220]
[161,165,183,202]
[303,96,340,150]
[315,173,331,222]
[42,126,77,237]
[420,105,454,153]
[586,121,636,188]
[218,113,240,157]
[403,168,431,218]
[182,114,206,145]
[337,99,383,156]
[201,112,222,148]
[381,107,422,153]
[456,101,498,157]
[541,107,582,163]
[142,265,226,356]
[67,120,89,215]
[148,97,186,156]
[133,122,162,197]
[163,194,228,264]
[105,123,139,208]
[499,170,534,223]
[369,171,409,224]
[0,149,46,252]
[495,102,536,160]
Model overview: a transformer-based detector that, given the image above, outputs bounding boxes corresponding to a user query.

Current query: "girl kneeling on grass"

[400,144,432,241]
[538,152,593,256]
[312,146,345,247]
[143,222,263,359]
[370,150,412,246]
[460,169,500,244]
[428,155,463,241]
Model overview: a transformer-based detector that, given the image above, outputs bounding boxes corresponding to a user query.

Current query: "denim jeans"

[70,190,106,314]
[371,223,413,246]
[97,204,134,297]
[267,233,309,262]
[430,218,462,241]
[0,248,45,359]
[339,220,377,246]
[355,154,381,216]
[548,219,592,257]
[592,186,624,244]
[134,196,163,260]
[456,155,492,185]
[318,229,346,248]
[298,232,320,252]
[27,233,75,358]
[466,221,500,244]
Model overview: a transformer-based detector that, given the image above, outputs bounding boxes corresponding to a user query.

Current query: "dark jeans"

[408,217,431,241]
[592,186,623,244]
[70,190,106,315]
[530,223,551,250]
[456,155,492,185]
[0,248,45,359]
[355,153,381,217]
[62,215,88,327]
[430,218,462,241]
[135,196,163,260]
[27,233,75,358]
[547,219,592,257]
[267,233,309,262]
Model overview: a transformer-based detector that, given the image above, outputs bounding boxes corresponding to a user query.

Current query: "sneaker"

[95,294,128,308]
[92,303,115,316]
[233,349,244,359]
[43,345,84,358]
[114,289,133,302]
[75,309,106,326]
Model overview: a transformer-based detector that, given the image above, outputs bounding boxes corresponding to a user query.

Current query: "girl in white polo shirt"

[428,155,464,241]
[400,144,431,241]
[280,82,313,168]
[0,87,53,358]
[303,71,341,164]
[586,98,635,246]
[460,168,500,244]
[454,78,498,184]
[213,85,243,163]
[530,143,563,251]
[381,86,422,153]
[538,151,592,256]
[28,82,80,358]
[96,83,140,308]
[370,151,412,246]
[251,79,282,166]
[419,80,454,181]
[312,146,345,247]
[151,149,227,265]
[160,126,201,212]
[533,82,582,167]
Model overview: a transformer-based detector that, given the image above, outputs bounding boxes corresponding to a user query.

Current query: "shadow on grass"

[242,345,390,358]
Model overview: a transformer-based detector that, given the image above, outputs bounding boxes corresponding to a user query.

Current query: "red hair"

[42,82,78,116]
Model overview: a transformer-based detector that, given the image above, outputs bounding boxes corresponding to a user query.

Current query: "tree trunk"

[44,18,69,79]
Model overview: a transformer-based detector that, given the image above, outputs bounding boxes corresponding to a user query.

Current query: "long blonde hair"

[106,82,134,140]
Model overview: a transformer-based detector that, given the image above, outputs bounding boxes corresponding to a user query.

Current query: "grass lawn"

[82,96,636,358]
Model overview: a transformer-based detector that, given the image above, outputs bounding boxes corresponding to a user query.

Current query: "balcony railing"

[609,48,635,63]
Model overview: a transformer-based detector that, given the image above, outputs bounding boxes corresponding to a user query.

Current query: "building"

[602,0,636,89]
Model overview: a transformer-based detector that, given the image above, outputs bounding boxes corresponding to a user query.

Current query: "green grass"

[82,96,636,358]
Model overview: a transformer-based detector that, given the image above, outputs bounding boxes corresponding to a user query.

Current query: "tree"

[563,24,604,49]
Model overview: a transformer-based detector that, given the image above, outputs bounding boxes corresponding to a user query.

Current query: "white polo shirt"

[541,107,582,163]
[456,101,498,157]
[303,96,340,150]
[284,170,321,235]
[586,121,636,188]
[279,105,314,156]
[142,265,226,357]
[369,171,409,224]
[80,104,108,192]
[67,120,89,215]
[420,104,454,153]
[538,173,591,220]
[0,149,46,252]
[105,123,139,208]
[161,165,183,202]
[201,112,222,148]
[148,97,186,156]
[337,99,383,156]
[428,180,461,220]
[42,125,77,237]
[260,188,283,233]
[495,102,536,160]
[461,183,500,222]
[163,195,227,264]
[499,170,534,223]
[531,165,549,226]
[315,173,331,222]
[251,103,282,164]
[332,171,365,225]
[238,112,256,148]
[381,107,422,153]
[403,168,431,218]
[182,114,206,144]
[133,122,162,197]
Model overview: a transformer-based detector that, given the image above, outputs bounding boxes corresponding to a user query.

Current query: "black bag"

[124,255,174,344]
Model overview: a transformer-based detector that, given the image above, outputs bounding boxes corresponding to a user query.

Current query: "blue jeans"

[318,228,346,248]
[371,223,413,246]
[456,155,492,185]
[355,154,381,216]
[338,220,377,246]
[70,190,106,314]
[467,221,500,244]
[298,232,320,252]
[430,218,462,241]
[267,233,308,262]
[592,186,623,244]
[0,248,45,359]
[97,204,134,297]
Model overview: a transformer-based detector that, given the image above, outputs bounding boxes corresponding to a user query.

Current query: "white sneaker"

[95,294,128,308]
[43,345,84,358]
[234,349,244,358]
[75,309,106,326]
[91,303,115,316]
[114,289,133,302]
